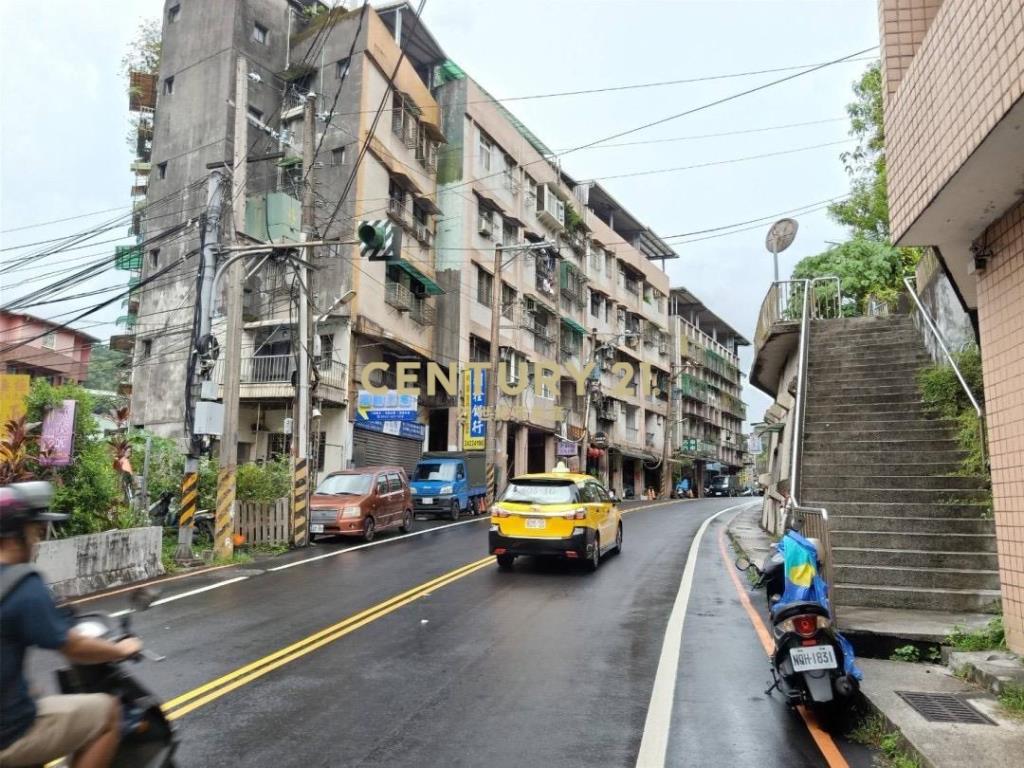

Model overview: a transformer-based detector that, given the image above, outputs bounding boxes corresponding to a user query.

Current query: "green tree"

[793,63,920,302]
[83,346,128,392]
[792,238,916,313]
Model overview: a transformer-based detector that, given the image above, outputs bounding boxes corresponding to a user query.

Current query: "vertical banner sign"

[39,400,77,467]
[463,369,486,450]
[0,374,31,435]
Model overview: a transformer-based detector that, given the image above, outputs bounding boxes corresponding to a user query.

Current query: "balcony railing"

[410,298,436,326]
[387,197,410,225]
[413,220,433,246]
[385,281,413,312]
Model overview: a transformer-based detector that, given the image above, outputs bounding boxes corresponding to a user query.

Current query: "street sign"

[463,369,486,450]
[766,218,798,255]
[557,440,577,457]
[39,400,77,467]
[356,390,418,422]
[0,374,30,433]
[591,431,609,449]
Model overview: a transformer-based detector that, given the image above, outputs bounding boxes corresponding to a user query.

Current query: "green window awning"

[561,316,587,335]
[394,260,444,295]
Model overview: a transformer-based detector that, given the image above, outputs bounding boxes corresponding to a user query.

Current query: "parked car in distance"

[310,467,413,542]
[489,467,622,572]
[706,475,737,497]
[410,451,487,520]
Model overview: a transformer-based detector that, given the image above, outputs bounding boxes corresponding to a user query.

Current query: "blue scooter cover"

[771,531,863,681]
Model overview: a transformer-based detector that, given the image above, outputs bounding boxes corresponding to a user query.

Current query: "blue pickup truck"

[410,451,488,520]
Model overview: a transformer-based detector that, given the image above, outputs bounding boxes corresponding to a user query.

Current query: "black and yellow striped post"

[214,466,235,560]
[173,470,200,564]
[292,457,309,547]
[485,463,495,508]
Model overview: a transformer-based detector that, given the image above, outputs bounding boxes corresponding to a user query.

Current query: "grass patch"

[946,617,1006,651]
[999,684,1024,719]
[889,644,941,664]
[160,534,181,575]
[850,713,921,768]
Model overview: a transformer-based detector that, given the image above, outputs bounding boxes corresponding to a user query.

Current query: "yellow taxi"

[489,464,622,571]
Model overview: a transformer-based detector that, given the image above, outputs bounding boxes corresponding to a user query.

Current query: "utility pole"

[214,56,248,561]
[291,92,316,548]
[484,243,503,504]
[484,240,555,501]
[661,360,676,498]
[176,167,224,564]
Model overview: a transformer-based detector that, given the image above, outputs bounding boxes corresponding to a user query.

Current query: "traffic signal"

[357,220,402,262]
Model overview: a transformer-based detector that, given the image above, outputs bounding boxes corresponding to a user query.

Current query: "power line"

[0,206,128,235]
[553,116,849,151]
[587,139,852,182]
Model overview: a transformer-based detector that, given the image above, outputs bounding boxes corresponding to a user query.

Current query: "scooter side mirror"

[129,587,160,613]
[734,556,752,572]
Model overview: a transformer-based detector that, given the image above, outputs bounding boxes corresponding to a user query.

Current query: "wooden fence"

[236,498,291,545]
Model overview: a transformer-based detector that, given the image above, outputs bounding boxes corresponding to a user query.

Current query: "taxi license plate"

[421,498,434,505]
[310,524,324,534]
[525,518,546,530]
[789,644,838,672]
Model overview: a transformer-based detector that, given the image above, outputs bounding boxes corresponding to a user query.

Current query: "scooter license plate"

[789,644,838,672]
[421,498,434,505]
[310,524,324,534]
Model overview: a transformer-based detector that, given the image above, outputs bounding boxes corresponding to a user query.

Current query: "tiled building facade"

[880,0,1024,651]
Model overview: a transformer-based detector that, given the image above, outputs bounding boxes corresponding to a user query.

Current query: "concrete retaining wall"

[915,249,976,361]
[33,526,165,599]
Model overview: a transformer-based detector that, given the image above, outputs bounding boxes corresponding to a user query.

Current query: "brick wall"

[878,0,942,101]
[884,0,1024,240]
[977,198,1024,653]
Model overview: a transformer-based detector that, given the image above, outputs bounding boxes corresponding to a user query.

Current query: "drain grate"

[896,691,996,725]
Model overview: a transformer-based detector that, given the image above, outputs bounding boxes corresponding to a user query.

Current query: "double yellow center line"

[163,556,493,720]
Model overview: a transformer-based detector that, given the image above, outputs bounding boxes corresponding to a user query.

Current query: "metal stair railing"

[784,277,839,615]
[902,275,987,470]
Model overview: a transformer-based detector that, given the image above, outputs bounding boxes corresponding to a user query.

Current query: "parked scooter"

[736,527,861,715]
[54,588,178,767]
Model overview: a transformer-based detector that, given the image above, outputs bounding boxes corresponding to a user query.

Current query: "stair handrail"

[902,275,987,469]
[788,279,811,506]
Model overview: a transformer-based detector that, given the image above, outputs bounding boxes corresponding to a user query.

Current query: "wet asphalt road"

[30,499,874,767]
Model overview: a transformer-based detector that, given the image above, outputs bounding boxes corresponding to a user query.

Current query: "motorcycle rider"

[0,483,142,768]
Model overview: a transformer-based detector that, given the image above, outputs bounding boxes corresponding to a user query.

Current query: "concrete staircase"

[800,315,1000,615]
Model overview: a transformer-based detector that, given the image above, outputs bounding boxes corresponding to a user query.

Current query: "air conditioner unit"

[478,220,493,238]
[625,334,640,348]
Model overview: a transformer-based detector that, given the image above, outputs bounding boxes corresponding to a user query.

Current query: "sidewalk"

[724,507,1024,767]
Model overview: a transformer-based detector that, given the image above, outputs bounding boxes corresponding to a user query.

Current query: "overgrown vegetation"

[917,345,988,477]
[3,379,291,538]
[790,62,921,312]
[999,684,1024,718]
[889,644,940,664]
[850,714,921,768]
[83,346,129,392]
[946,617,1006,651]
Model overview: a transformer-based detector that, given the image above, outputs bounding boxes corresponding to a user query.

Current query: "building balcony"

[385,281,414,312]
[211,353,347,403]
[749,280,803,396]
[387,198,410,226]
[410,298,436,326]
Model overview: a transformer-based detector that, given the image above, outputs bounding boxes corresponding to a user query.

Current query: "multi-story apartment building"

[127,0,742,498]
[879,0,1024,651]
[667,288,748,486]
[0,311,97,385]
[433,69,675,496]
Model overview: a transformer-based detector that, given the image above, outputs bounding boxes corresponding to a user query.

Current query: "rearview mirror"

[130,587,160,613]
[734,556,752,572]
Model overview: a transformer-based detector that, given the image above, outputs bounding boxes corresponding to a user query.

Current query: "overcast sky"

[0,0,880,425]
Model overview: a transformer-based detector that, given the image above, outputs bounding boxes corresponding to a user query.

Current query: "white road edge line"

[268,516,489,572]
[107,576,252,618]
[634,501,759,768]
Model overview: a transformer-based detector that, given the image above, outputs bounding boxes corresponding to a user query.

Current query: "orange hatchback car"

[309,466,413,542]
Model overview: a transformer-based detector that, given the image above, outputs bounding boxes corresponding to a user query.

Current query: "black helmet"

[0,482,67,537]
